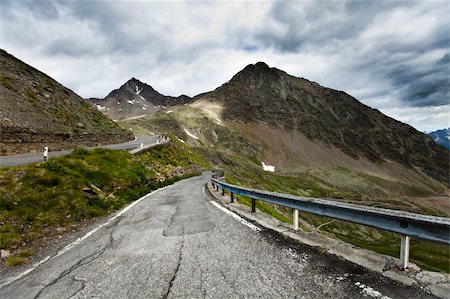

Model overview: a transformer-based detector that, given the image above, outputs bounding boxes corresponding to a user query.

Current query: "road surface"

[0,136,159,168]
[0,173,435,298]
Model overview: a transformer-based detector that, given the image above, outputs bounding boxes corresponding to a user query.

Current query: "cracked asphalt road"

[0,173,436,298]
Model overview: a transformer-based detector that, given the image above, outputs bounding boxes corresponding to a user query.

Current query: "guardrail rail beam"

[211,176,450,271]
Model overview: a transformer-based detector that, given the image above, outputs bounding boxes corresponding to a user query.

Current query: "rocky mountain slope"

[121,63,449,273]
[87,78,192,120]
[428,128,450,150]
[0,49,132,155]
[194,62,449,187]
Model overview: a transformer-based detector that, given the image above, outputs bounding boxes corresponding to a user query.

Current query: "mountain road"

[0,136,159,168]
[0,173,435,298]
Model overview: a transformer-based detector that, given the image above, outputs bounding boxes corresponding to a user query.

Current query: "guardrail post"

[400,235,410,270]
[230,192,234,203]
[222,188,225,196]
[251,198,256,212]
[293,209,299,230]
[216,185,219,191]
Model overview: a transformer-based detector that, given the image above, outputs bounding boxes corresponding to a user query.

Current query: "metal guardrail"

[129,139,169,155]
[211,173,450,269]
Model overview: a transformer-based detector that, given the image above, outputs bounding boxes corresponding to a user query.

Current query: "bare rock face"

[0,49,133,155]
[194,62,449,186]
[87,78,192,120]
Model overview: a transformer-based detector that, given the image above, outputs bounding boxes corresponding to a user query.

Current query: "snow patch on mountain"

[94,104,109,111]
[261,162,275,172]
[176,137,186,143]
[427,128,450,150]
[184,129,199,140]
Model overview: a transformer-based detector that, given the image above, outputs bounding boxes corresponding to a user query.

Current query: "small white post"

[43,146,48,162]
[293,209,299,230]
[140,142,144,149]
[400,235,410,270]
[156,139,159,144]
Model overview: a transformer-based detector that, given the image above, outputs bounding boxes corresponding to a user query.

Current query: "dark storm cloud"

[252,1,449,107]
[387,53,449,107]
[0,0,171,58]
[63,1,134,51]
[35,1,170,57]
[0,0,59,20]
[253,1,396,52]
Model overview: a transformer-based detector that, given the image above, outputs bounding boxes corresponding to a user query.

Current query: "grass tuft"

[0,142,208,266]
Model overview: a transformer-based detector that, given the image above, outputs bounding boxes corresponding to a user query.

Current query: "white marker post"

[293,209,299,230]
[400,235,410,270]
[43,146,48,162]
[140,143,144,149]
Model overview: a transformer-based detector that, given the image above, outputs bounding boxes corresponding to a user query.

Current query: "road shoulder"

[205,182,450,298]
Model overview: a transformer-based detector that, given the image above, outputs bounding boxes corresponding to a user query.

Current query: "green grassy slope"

[0,141,208,266]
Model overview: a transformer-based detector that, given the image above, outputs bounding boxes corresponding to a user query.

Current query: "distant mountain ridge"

[0,49,132,155]
[194,62,449,186]
[87,78,192,120]
[428,128,450,150]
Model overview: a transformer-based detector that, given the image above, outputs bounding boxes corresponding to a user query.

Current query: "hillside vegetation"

[0,141,208,267]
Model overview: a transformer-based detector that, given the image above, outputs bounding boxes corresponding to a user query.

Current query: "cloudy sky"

[0,0,448,132]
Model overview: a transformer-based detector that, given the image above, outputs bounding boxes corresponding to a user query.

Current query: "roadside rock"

[0,250,11,258]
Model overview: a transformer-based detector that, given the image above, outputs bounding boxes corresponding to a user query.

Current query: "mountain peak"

[194,63,449,186]
[253,61,270,68]
[243,61,272,72]
[230,61,281,84]
[129,77,143,84]
[88,78,193,120]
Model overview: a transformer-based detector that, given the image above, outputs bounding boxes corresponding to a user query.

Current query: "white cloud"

[0,0,448,131]
[380,105,450,132]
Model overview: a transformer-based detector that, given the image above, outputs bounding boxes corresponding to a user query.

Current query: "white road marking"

[203,186,261,232]
[209,201,261,232]
[0,186,167,289]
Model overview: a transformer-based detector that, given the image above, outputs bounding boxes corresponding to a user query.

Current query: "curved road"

[0,136,159,168]
[0,173,434,298]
